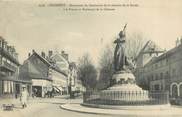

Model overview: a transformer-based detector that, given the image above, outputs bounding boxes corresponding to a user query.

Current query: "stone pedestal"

[100,70,149,102]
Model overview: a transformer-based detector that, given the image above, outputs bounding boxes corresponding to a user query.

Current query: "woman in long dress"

[114,30,127,71]
[20,86,28,108]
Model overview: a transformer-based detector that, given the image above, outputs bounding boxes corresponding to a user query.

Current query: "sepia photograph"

[0,0,182,117]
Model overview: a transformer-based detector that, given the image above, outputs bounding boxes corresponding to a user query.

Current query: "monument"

[99,24,149,103]
[83,24,169,107]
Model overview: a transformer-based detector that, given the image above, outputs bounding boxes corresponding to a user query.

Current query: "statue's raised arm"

[123,24,127,32]
[118,23,127,39]
[114,24,128,72]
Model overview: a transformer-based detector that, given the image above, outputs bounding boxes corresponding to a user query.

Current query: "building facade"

[49,67,68,95]
[135,39,182,99]
[48,51,85,95]
[48,50,69,74]
[20,50,53,97]
[135,40,164,90]
[0,37,31,99]
[48,50,69,95]
[20,50,70,97]
[68,62,85,94]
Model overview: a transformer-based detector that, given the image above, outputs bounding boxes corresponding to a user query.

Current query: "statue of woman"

[114,24,129,71]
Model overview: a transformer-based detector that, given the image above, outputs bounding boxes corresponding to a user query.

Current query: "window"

[161,61,163,66]
[160,73,163,79]
[0,39,2,48]
[155,74,159,80]
[152,65,154,70]
[3,81,14,94]
[154,84,160,91]
[166,59,169,64]
[155,63,158,68]
[172,69,176,76]
[151,75,154,80]
[164,71,169,79]
[0,54,2,64]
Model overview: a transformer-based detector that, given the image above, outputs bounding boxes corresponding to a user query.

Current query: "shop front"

[32,79,52,97]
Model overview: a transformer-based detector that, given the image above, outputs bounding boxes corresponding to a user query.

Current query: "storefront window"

[154,84,160,91]
[3,81,14,94]
[3,81,8,93]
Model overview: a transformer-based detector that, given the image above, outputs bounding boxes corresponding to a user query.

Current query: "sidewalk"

[0,97,54,117]
[0,100,49,117]
[0,95,83,117]
[0,98,22,108]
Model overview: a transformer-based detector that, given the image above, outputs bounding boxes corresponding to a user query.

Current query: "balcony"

[0,61,17,72]
[0,71,6,76]
[0,47,19,65]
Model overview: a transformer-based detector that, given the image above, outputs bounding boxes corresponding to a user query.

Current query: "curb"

[60,104,182,117]
[59,105,109,116]
[81,103,171,110]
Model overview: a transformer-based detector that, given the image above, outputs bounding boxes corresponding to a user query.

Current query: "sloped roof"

[28,61,42,77]
[144,44,182,67]
[50,66,68,77]
[20,60,50,80]
[19,61,31,81]
[28,51,51,66]
[50,53,69,71]
[51,53,68,64]
[136,40,165,59]
[21,51,68,79]
[21,51,51,80]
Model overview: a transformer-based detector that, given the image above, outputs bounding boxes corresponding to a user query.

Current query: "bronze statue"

[114,24,129,71]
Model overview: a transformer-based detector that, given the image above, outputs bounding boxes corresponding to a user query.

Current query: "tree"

[125,32,147,59]
[77,53,98,90]
[97,44,114,90]
[97,32,147,89]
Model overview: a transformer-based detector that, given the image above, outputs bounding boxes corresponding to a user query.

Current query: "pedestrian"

[32,88,37,98]
[51,88,55,98]
[20,86,29,108]
[44,90,48,98]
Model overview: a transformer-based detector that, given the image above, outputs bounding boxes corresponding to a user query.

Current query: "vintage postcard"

[0,0,182,117]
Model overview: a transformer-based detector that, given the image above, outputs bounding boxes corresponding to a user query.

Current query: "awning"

[53,87,60,92]
[57,86,63,91]
[0,76,32,84]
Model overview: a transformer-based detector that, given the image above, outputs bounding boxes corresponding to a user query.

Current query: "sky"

[0,0,182,66]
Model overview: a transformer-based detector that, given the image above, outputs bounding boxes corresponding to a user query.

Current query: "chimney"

[0,37,2,47]
[11,46,15,55]
[1,39,4,48]
[9,46,13,54]
[32,49,35,53]
[176,38,180,47]
[48,50,53,58]
[4,41,7,50]
[28,53,31,57]
[41,51,45,58]
[61,51,68,61]
[7,45,10,52]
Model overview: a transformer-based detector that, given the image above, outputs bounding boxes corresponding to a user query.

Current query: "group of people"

[19,86,56,109]
[32,88,40,98]
[44,88,55,98]
[32,87,55,98]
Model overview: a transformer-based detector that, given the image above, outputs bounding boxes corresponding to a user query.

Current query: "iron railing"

[0,61,16,72]
[83,90,169,105]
